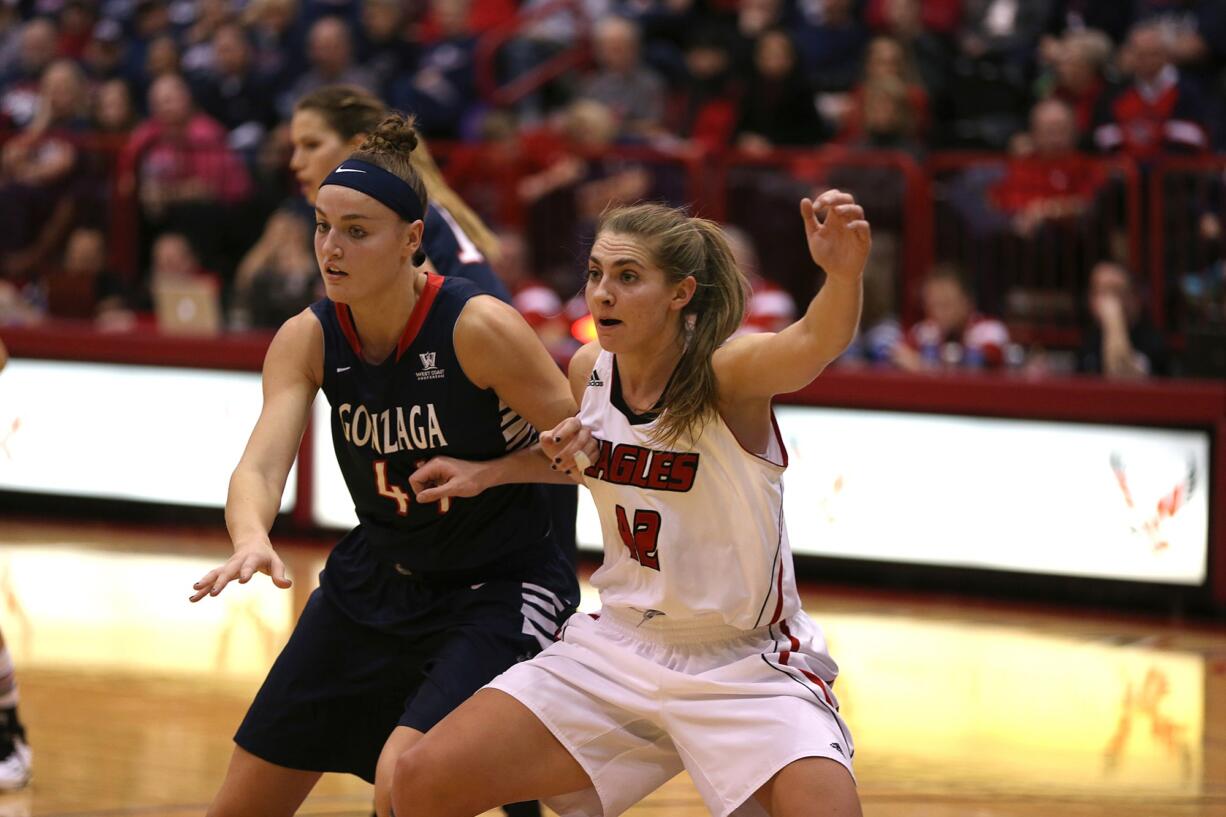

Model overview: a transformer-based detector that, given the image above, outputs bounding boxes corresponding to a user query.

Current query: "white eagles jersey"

[578,349,801,631]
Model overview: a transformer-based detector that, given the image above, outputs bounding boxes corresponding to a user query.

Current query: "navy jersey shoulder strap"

[424,203,512,304]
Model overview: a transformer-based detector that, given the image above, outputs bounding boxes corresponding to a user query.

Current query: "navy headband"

[320,159,425,224]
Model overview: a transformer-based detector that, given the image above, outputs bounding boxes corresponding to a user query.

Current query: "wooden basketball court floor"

[0,519,1224,817]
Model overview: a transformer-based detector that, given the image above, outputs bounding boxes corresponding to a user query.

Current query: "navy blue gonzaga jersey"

[309,273,549,576]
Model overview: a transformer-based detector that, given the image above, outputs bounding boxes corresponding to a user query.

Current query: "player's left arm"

[456,295,576,431]
[714,191,870,400]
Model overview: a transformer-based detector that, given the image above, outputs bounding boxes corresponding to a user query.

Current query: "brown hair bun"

[358,114,419,156]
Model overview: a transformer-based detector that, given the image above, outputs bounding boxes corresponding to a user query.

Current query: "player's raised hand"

[801,191,871,286]
[189,539,291,602]
[542,416,598,484]
[410,456,483,504]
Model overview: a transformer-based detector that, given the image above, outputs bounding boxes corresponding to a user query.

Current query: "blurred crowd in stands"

[0,0,1222,378]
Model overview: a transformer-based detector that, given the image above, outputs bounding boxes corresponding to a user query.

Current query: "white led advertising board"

[0,359,295,510]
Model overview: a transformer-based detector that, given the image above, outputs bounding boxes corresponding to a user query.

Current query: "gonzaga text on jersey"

[337,402,448,454]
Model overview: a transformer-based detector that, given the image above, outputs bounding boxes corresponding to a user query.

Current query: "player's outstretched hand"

[189,539,292,602]
[410,456,483,505]
[542,417,599,484]
[801,190,871,285]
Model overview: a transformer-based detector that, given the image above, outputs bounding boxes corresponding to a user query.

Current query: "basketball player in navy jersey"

[189,114,581,817]
[288,86,580,577]
[396,192,871,817]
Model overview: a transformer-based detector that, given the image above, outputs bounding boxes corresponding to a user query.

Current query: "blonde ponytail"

[409,139,501,263]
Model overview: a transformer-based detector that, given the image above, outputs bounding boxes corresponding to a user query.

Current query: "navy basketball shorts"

[234,552,577,782]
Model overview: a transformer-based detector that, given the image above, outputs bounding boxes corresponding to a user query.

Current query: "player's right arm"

[190,311,323,601]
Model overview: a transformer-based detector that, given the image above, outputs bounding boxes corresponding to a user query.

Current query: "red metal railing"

[474,0,592,107]
[5,125,1221,352]
[1148,156,1226,331]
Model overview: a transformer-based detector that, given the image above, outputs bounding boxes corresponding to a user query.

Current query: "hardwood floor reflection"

[0,521,1223,817]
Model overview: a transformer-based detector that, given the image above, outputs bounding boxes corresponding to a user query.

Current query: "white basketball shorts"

[486,606,854,817]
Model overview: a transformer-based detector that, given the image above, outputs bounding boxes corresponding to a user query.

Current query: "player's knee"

[391,745,445,817]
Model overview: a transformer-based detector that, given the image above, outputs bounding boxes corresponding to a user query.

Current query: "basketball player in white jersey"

[396,190,870,817]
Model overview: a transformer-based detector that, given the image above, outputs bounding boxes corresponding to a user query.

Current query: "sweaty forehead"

[591,232,653,265]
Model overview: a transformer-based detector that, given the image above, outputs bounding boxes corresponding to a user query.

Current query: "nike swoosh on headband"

[335,167,365,174]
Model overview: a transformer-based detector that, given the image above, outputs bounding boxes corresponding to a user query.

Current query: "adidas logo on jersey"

[587,369,604,388]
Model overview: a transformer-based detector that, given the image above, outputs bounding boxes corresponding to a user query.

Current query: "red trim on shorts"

[334,302,363,357]
[779,619,801,652]
[396,272,443,362]
[779,620,834,707]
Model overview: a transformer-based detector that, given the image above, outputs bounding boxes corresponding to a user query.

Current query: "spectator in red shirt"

[943,97,1105,314]
[1093,21,1209,161]
[118,73,252,277]
[991,98,1106,238]
[892,264,1011,370]
[120,73,252,216]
